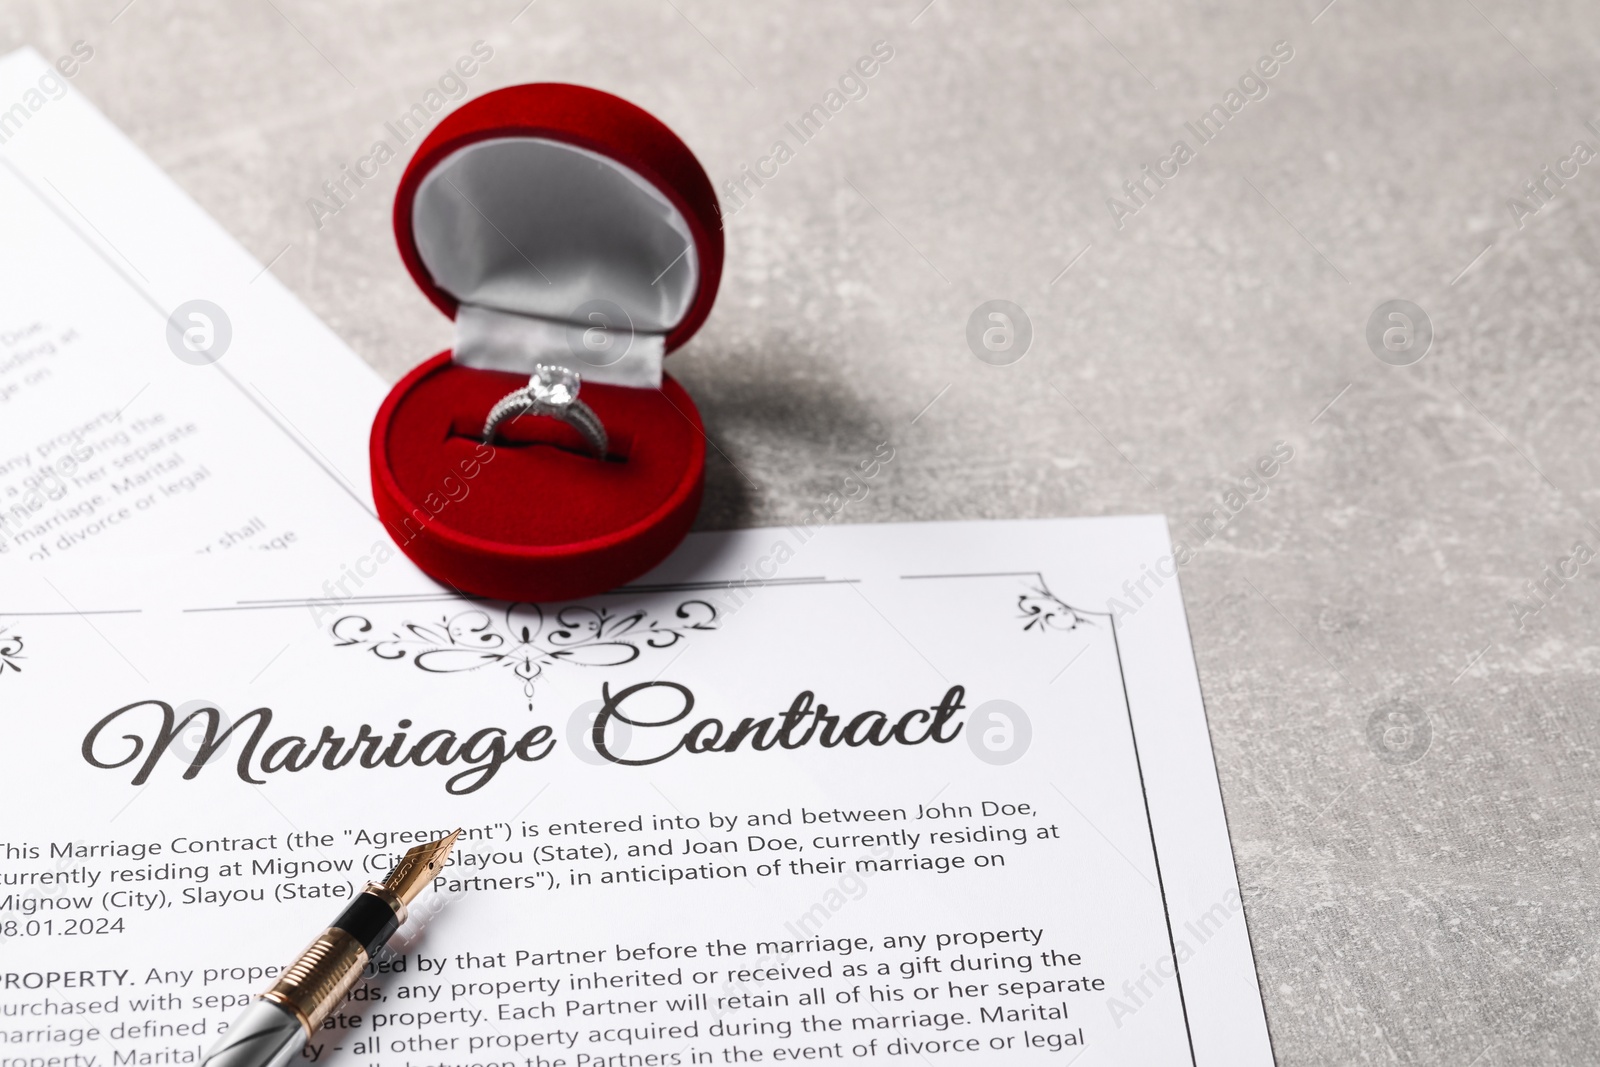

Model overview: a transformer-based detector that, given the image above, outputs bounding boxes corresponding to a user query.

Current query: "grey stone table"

[6,0,1596,1062]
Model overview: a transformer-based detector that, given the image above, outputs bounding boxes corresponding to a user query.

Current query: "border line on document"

[0,609,143,616]
[180,576,860,613]
[901,569,1200,1067]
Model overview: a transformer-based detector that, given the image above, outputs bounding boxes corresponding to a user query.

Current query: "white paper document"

[0,47,389,572]
[0,516,1272,1066]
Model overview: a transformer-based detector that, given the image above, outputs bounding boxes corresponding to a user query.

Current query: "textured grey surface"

[7,1,1599,1062]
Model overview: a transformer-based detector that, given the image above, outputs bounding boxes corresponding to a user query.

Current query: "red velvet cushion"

[371,353,705,601]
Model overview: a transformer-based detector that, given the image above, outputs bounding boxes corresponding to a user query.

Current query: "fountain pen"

[199,830,460,1067]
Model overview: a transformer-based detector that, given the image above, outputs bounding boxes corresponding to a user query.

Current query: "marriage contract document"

[0,517,1271,1066]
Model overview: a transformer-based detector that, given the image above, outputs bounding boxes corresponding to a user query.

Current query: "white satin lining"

[453,304,664,388]
[411,136,699,388]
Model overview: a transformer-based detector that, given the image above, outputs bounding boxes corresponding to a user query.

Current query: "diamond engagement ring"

[481,364,608,458]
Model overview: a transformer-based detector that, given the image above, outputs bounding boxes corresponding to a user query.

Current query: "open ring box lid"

[372,83,723,601]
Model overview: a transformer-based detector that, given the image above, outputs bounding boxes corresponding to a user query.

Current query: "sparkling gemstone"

[527,365,579,406]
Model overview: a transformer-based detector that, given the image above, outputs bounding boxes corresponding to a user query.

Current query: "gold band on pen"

[257,851,445,1033]
[261,929,369,1033]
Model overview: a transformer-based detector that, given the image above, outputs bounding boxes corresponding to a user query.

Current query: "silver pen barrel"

[197,1000,306,1067]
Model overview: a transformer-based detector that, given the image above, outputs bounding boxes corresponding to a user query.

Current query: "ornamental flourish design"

[331,600,718,710]
[0,631,21,675]
[1017,577,1093,633]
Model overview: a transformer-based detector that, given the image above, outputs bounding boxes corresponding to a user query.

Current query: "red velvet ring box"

[371,84,723,601]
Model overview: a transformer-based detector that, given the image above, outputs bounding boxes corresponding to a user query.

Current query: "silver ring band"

[481,365,608,458]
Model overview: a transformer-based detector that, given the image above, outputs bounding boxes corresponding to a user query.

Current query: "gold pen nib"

[381,829,460,906]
